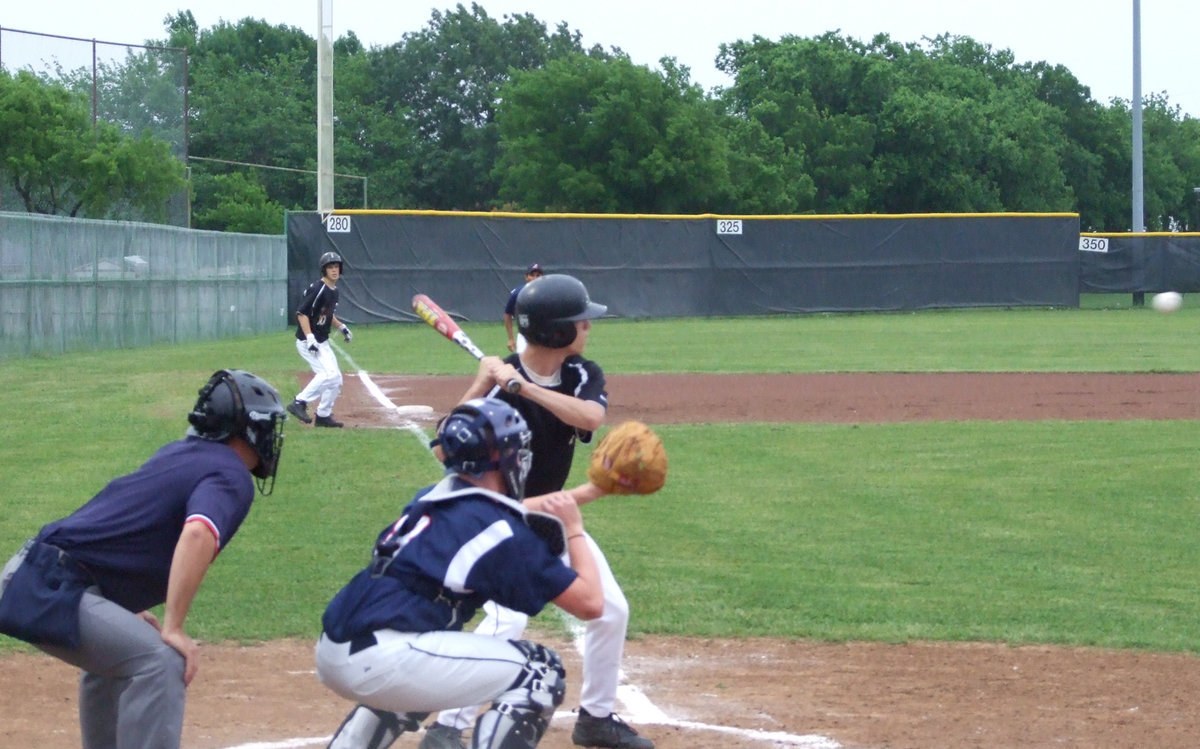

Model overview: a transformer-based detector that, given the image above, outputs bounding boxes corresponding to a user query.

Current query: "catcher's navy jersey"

[37,438,254,613]
[496,353,607,496]
[295,280,339,343]
[322,476,576,642]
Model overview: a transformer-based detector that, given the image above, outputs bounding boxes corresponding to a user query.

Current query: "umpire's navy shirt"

[37,438,254,613]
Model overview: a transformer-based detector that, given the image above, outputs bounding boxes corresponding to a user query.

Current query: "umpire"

[0,370,288,749]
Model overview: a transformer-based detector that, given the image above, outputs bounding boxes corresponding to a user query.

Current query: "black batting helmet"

[319,251,343,275]
[187,370,287,495]
[515,274,607,349]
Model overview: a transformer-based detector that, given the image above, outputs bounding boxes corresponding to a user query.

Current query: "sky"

[1,1,1198,119]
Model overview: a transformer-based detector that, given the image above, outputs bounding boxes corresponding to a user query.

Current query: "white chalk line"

[333,341,434,435]
[224,363,840,749]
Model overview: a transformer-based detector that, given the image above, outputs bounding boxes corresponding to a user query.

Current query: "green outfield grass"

[2,306,1199,653]
[353,301,1200,374]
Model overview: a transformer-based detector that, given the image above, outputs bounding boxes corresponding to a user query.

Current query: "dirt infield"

[343,372,1200,425]
[4,372,1200,748]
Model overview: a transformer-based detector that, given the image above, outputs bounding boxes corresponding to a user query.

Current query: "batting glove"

[305,334,319,353]
[341,325,353,343]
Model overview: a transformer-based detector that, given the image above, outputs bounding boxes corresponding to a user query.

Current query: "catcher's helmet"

[319,251,343,275]
[187,370,287,495]
[516,274,607,349]
[431,397,532,499]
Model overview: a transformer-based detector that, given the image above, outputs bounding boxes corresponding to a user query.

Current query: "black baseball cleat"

[314,414,344,428]
[571,709,654,749]
[286,399,312,424]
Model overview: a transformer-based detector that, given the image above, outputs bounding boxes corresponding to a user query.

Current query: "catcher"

[318,399,666,749]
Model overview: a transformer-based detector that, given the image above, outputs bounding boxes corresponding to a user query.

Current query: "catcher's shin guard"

[473,640,566,749]
[327,705,427,749]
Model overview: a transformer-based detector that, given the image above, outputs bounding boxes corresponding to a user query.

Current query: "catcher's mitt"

[586,420,667,494]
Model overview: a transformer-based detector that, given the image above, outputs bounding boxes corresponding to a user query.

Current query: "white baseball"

[1152,291,1183,312]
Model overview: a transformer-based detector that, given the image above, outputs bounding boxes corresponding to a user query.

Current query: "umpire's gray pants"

[38,586,187,749]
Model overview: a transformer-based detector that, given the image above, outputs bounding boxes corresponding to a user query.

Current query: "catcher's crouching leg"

[327,705,427,749]
[473,640,566,749]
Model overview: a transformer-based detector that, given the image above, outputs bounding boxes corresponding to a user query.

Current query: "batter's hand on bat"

[474,356,523,394]
[492,361,525,393]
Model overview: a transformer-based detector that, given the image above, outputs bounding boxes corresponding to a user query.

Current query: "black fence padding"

[287,212,1081,323]
[1079,234,1200,293]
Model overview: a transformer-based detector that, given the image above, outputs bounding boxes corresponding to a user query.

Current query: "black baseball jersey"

[295,280,339,343]
[494,353,607,496]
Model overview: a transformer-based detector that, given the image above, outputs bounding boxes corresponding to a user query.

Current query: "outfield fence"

[0,212,286,358]
[288,210,1082,322]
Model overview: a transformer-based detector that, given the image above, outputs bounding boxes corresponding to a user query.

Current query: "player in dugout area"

[0,369,288,749]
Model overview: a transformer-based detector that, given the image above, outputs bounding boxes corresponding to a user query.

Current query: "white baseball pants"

[294,338,343,417]
[315,630,533,715]
[436,531,630,729]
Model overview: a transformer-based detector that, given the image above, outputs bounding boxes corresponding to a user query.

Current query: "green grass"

[3,307,1200,653]
[591,421,1200,649]
[343,302,1200,374]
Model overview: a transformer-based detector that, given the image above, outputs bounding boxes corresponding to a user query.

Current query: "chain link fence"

[0,26,189,225]
[1,212,286,358]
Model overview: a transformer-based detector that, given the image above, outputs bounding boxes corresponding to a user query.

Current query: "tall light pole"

[1131,0,1144,232]
[317,0,335,215]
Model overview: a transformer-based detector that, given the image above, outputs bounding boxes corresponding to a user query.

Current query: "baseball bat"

[412,293,521,393]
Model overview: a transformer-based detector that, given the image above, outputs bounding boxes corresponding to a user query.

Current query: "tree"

[183,19,318,214]
[717,32,892,213]
[328,34,420,210]
[355,3,593,209]
[718,33,1078,215]
[1138,95,1200,230]
[723,115,815,214]
[51,40,188,161]
[190,172,286,233]
[1020,61,1112,229]
[0,70,184,220]
[495,54,733,213]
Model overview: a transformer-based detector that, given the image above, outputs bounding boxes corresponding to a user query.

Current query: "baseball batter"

[422,274,653,749]
[316,398,605,749]
[0,369,288,749]
[289,250,352,428]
